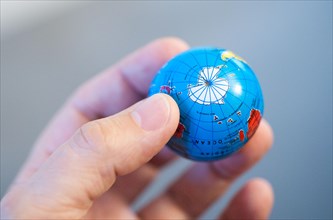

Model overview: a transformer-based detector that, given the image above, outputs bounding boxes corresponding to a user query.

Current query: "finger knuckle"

[73,120,108,153]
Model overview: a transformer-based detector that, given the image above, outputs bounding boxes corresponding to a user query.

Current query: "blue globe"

[149,48,264,161]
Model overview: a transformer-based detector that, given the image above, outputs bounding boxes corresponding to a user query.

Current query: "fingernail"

[131,94,170,131]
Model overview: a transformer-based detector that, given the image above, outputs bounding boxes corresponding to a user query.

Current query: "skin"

[1,37,274,219]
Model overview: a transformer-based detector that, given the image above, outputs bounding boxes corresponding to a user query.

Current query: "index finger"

[15,37,189,183]
[73,37,189,119]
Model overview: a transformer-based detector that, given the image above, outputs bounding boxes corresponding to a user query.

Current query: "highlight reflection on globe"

[149,48,264,161]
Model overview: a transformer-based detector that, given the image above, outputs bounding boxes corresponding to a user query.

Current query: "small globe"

[149,48,264,161]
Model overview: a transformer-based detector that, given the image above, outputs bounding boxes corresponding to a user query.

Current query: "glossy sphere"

[149,48,264,161]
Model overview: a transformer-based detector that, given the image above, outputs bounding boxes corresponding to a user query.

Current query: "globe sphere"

[149,48,264,161]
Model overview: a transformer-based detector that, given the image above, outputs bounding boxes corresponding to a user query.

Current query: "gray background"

[1,1,332,219]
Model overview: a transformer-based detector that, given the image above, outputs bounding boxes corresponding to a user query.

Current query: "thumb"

[1,94,179,219]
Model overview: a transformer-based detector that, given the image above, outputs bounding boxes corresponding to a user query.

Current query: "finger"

[149,146,178,167]
[1,94,179,219]
[73,37,188,118]
[111,145,178,203]
[139,195,189,219]
[110,146,178,204]
[83,192,138,220]
[15,37,189,183]
[211,119,274,180]
[111,164,157,203]
[141,119,273,217]
[220,178,274,220]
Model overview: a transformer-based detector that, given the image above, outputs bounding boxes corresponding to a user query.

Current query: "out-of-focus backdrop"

[1,1,332,219]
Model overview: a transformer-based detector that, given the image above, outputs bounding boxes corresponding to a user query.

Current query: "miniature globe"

[148,48,264,161]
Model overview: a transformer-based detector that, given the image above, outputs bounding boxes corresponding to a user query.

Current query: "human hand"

[1,38,274,219]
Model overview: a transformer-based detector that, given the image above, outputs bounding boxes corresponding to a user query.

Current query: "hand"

[1,38,274,219]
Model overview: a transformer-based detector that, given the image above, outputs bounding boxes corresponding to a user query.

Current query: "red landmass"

[246,109,261,139]
[174,122,185,138]
[239,129,245,142]
[160,85,171,94]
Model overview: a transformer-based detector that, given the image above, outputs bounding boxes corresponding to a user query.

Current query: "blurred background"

[1,1,332,219]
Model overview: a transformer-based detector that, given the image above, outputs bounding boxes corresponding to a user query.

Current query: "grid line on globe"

[149,48,264,161]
